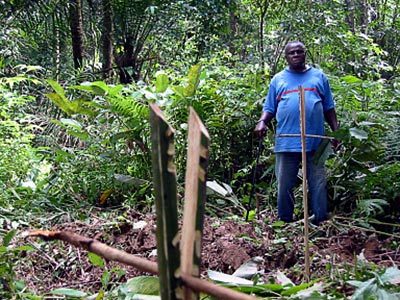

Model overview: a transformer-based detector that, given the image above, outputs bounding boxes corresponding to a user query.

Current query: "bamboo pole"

[278,133,334,140]
[180,107,210,300]
[299,85,310,282]
[149,103,180,300]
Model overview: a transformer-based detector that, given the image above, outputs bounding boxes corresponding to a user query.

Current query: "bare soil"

[15,209,400,296]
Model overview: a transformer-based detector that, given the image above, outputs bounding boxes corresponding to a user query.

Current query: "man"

[254,41,339,225]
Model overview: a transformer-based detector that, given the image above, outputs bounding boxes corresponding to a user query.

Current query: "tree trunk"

[69,0,84,69]
[344,0,355,32]
[102,0,113,80]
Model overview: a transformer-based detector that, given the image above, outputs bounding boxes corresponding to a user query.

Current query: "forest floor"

[15,209,400,297]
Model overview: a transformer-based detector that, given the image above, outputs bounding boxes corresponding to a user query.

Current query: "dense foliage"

[1,0,400,299]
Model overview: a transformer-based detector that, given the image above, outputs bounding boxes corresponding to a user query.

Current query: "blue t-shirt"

[263,67,335,152]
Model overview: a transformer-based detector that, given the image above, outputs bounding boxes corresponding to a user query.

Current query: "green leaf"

[185,64,202,97]
[155,72,169,93]
[45,93,74,115]
[3,229,17,247]
[349,127,368,140]
[281,281,314,296]
[69,100,99,117]
[114,174,148,187]
[60,118,83,130]
[47,79,66,98]
[49,288,87,297]
[88,252,105,269]
[171,85,186,98]
[108,85,124,96]
[313,139,333,165]
[66,130,89,141]
[341,75,363,84]
[122,276,160,295]
[101,270,111,287]
[380,266,400,285]
[70,81,118,96]
[349,278,376,300]
[13,245,35,252]
[245,210,256,221]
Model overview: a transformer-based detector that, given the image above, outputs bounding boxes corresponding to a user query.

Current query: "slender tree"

[102,0,113,80]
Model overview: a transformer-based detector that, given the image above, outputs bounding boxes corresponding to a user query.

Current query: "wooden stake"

[180,107,210,300]
[149,103,181,300]
[299,85,310,282]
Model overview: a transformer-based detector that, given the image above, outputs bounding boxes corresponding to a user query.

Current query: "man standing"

[254,41,339,225]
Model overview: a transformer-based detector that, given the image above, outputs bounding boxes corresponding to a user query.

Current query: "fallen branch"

[27,230,258,300]
[28,230,158,274]
[332,219,400,239]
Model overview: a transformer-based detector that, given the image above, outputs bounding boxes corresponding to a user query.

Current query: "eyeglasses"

[286,50,305,55]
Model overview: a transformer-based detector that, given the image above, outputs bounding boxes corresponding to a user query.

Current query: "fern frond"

[107,95,149,119]
[382,112,400,161]
[356,198,388,218]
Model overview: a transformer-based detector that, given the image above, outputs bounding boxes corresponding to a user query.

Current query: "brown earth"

[14,209,400,296]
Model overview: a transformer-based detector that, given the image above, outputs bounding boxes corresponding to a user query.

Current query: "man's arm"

[324,108,339,132]
[324,108,340,150]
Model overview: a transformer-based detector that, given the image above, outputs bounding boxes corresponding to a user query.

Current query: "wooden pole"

[149,103,180,300]
[299,85,310,282]
[180,107,210,300]
[278,133,334,140]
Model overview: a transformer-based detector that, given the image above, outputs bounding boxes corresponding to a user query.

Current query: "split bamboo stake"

[149,103,180,300]
[180,107,210,300]
[299,85,310,282]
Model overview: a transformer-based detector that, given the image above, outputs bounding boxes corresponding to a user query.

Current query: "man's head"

[284,41,307,72]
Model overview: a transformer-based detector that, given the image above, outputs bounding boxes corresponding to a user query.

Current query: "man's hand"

[254,120,267,138]
[254,111,273,139]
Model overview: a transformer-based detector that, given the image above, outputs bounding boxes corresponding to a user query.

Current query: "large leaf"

[155,72,169,93]
[45,93,74,115]
[70,81,120,96]
[185,64,202,97]
[207,270,254,285]
[121,276,160,295]
[380,266,400,285]
[114,174,148,187]
[348,278,376,300]
[48,288,87,297]
[341,75,363,84]
[46,80,99,116]
[47,79,66,98]
[313,139,333,165]
[349,127,368,140]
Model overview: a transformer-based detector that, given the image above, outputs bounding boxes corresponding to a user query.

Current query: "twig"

[332,221,400,239]
[27,241,58,267]
[334,216,400,228]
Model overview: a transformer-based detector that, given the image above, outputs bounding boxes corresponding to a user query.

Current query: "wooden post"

[149,103,180,300]
[299,85,310,282]
[180,107,210,300]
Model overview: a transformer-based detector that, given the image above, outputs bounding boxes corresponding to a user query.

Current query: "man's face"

[285,43,306,70]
